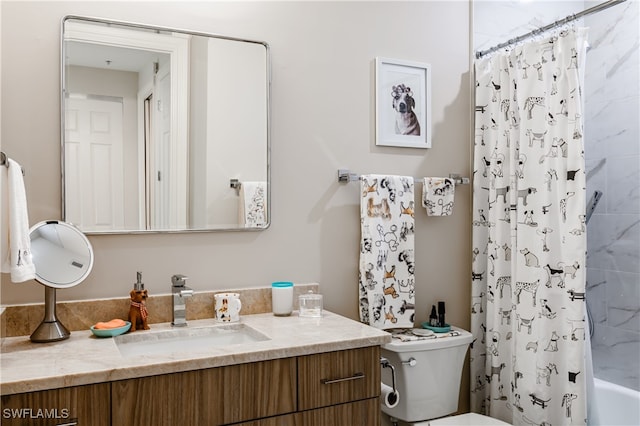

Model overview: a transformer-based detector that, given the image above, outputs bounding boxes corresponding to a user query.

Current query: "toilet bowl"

[426,413,511,425]
[384,413,510,426]
[381,327,510,425]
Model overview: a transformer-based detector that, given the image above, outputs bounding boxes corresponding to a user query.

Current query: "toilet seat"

[423,413,511,425]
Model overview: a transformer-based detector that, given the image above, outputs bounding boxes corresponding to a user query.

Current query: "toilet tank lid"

[382,326,473,353]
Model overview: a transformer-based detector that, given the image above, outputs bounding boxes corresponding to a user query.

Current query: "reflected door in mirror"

[65,96,126,231]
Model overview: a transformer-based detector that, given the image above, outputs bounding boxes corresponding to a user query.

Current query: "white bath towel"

[358,174,415,330]
[239,181,267,227]
[1,158,36,282]
[422,177,455,216]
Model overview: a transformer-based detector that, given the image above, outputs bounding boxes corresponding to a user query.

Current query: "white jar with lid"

[271,282,294,316]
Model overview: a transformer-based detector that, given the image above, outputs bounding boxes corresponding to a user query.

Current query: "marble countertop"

[0,311,390,395]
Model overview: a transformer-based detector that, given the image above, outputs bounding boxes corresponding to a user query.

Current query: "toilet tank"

[380,327,473,423]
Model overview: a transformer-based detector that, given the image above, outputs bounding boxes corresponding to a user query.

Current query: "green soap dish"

[90,321,131,338]
[421,322,451,333]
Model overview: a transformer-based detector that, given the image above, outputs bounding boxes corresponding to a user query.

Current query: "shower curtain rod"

[475,0,627,59]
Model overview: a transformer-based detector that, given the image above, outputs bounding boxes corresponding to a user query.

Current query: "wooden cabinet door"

[111,369,204,426]
[215,358,297,424]
[112,357,297,426]
[299,399,380,426]
[0,383,110,426]
[298,346,380,411]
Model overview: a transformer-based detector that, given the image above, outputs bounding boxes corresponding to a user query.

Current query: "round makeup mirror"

[29,220,94,342]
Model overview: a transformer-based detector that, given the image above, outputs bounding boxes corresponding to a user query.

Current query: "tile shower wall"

[474,1,640,391]
[583,0,639,392]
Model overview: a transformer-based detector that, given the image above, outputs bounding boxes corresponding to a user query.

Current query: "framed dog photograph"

[375,57,431,148]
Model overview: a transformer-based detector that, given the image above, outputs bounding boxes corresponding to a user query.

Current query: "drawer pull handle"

[321,372,365,385]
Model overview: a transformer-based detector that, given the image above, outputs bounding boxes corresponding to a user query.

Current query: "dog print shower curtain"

[471,28,589,425]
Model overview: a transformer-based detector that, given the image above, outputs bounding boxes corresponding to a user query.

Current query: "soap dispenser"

[134,271,144,291]
[129,271,150,331]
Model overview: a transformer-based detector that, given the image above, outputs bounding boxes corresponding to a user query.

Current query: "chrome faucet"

[171,274,193,327]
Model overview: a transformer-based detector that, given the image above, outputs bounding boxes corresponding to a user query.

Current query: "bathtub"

[589,378,640,426]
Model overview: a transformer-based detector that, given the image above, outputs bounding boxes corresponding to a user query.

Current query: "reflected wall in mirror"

[62,16,270,233]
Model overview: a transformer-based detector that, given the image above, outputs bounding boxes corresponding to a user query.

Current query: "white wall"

[1,1,471,333]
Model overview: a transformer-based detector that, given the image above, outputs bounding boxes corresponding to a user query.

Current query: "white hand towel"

[391,329,436,342]
[1,158,36,282]
[238,181,267,227]
[422,177,455,216]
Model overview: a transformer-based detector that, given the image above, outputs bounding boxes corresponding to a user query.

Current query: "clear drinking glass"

[299,292,323,318]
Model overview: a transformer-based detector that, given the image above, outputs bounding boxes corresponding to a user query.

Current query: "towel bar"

[1,151,25,175]
[230,179,242,195]
[337,169,469,185]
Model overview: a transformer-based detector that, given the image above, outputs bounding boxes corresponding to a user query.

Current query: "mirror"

[61,16,270,233]
[30,220,94,288]
[29,220,94,342]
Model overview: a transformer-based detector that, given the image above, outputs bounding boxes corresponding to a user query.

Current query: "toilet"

[380,326,510,426]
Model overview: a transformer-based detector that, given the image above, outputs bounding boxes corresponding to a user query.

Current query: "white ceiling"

[65,41,168,73]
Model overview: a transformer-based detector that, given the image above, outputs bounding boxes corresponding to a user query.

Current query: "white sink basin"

[115,323,270,357]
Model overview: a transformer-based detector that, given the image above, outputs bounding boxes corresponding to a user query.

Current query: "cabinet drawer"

[233,399,380,426]
[299,399,380,426]
[297,346,380,410]
[230,413,299,426]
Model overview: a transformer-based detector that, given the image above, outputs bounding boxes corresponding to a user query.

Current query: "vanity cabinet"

[1,346,380,426]
[0,382,110,426]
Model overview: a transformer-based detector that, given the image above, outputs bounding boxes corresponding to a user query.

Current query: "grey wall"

[1,1,472,336]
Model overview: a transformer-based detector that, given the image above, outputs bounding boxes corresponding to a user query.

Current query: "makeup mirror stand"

[28,220,94,343]
[30,286,70,342]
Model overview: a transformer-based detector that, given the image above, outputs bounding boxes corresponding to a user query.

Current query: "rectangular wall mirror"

[61,16,270,233]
